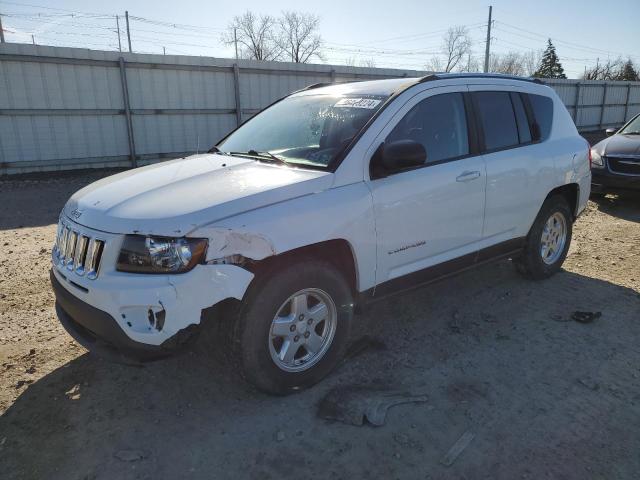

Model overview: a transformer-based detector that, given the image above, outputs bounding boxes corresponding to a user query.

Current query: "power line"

[0,0,110,16]
[4,16,117,30]
[495,21,638,60]
[3,2,635,74]
[327,22,486,49]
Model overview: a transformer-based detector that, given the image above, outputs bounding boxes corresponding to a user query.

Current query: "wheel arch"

[546,183,579,219]
[249,238,359,295]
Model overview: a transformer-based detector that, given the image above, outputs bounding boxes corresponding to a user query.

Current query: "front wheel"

[235,259,353,395]
[514,195,573,280]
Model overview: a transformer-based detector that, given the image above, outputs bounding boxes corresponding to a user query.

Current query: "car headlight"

[117,235,208,274]
[591,149,605,168]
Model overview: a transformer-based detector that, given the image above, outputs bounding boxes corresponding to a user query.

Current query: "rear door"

[367,87,486,286]
[468,87,548,247]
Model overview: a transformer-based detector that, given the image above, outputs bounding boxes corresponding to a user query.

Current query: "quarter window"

[528,93,554,141]
[510,93,532,144]
[474,91,519,151]
[386,93,469,164]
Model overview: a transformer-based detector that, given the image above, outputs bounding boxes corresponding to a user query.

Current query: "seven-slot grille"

[54,219,105,280]
[607,155,640,176]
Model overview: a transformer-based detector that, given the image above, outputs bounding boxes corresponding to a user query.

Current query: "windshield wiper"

[228,150,287,165]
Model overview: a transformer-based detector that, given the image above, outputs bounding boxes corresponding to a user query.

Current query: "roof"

[419,73,542,84]
[294,77,421,97]
[293,73,542,98]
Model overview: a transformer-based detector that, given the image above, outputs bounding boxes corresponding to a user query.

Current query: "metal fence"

[545,78,640,131]
[1,43,639,175]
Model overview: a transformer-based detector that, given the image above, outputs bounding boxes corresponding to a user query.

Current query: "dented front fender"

[194,227,277,262]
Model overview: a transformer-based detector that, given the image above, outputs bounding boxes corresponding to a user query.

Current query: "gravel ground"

[1,167,639,480]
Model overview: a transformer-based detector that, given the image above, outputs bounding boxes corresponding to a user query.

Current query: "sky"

[0,0,638,78]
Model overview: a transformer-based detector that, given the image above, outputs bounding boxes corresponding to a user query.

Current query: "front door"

[367,88,486,287]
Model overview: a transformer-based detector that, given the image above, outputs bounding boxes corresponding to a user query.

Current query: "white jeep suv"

[51,74,591,394]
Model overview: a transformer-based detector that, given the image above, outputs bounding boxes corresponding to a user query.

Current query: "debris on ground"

[440,430,475,467]
[65,384,81,400]
[480,312,497,323]
[318,386,428,426]
[275,430,285,442]
[577,377,600,391]
[15,380,32,389]
[114,449,146,462]
[571,311,602,324]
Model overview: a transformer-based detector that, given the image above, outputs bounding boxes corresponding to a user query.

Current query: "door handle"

[456,170,481,182]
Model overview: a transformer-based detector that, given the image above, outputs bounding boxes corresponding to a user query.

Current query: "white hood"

[63,154,333,236]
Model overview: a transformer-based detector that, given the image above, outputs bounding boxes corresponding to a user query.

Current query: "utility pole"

[116,15,122,52]
[233,27,238,60]
[163,46,166,55]
[0,12,6,43]
[125,10,132,53]
[483,5,492,73]
[31,34,35,45]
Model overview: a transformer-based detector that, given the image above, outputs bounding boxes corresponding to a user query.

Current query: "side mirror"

[378,140,426,174]
[605,128,617,137]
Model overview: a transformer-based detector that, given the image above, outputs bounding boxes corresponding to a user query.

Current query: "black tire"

[514,195,573,280]
[232,259,353,395]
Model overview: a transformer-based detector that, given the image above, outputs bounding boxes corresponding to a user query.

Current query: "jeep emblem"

[70,209,82,219]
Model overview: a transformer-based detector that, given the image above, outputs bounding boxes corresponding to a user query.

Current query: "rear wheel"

[234,259,353,395]
[515,195,573,280]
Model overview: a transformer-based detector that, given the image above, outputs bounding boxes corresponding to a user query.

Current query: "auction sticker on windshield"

[334,98,382,109]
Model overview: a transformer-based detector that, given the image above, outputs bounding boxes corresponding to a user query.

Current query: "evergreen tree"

[533,39,567,79]
[617,59,639,81]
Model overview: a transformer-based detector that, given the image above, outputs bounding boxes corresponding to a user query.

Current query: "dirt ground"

[1,169,639,480]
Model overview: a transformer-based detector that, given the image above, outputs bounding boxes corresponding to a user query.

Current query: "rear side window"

[386,92,469,164]
[474,92,519,151]
[528,94,554,141]
[510,93,532,144]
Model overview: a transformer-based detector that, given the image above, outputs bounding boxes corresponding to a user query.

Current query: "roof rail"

[418,73,542,84]
[292,82,332,94]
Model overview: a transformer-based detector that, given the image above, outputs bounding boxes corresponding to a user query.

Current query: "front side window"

[474,91,519,151]
[218,94,388,169]
[386,93,469,164]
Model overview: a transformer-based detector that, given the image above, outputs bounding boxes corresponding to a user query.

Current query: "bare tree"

[425,56,444,72]
[276,11,323,63]
[583,58,624,80]
[359,58,377,68]
[490,51,526,76]
[441,26,472,72]
[343,56,358,67]
[485,51,542,77]
[522,50,542,77]
[222,11,281,61]
[457,53,481,73]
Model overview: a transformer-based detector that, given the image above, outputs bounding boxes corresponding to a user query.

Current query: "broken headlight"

[117,235,208,274]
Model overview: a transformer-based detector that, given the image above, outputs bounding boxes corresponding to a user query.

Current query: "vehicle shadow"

[591,194,640,223]
[0,170,121,230]
[2,261,640,480]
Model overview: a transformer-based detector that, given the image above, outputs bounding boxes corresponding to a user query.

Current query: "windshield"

[217,94,388,169]
[619,115,640,135]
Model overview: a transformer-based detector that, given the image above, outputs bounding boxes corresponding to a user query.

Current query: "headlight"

[591,149,605,168]
[117,235,208,274]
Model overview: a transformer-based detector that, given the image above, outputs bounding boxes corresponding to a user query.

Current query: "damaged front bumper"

[50,260,254,361]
